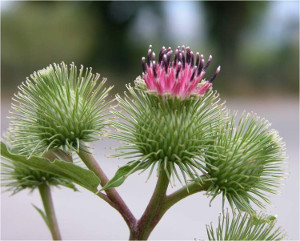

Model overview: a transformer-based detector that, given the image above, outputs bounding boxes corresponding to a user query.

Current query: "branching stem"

[79,150,210,240]
[78,151,136,230]
[130,178,210,240]
[130,169,170,240]
[38,184,62,240]
[162,180,211,214]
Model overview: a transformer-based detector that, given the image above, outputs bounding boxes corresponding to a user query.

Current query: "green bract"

[205,113,286,213]
[110,78,225,185]
[206,210,286,240]
[8,62,112,156]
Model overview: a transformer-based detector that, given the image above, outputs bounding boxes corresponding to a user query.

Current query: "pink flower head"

[141,45,221,99]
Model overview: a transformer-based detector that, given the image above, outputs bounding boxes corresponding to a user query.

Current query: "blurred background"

[1,1,299,240]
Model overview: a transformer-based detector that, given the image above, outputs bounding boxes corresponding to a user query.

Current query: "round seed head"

[205,112,287,213]
[110,77,225,185]
[8,62,113,156]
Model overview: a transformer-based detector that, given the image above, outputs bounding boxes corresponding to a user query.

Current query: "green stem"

[38,184,62,240]
[130,169,170,240]
[78,150,210,240]
[130,179,211,240]
[78,151,136,231]
[162,180,211,214]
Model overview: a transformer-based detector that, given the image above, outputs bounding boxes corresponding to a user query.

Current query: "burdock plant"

[1,45,287,240]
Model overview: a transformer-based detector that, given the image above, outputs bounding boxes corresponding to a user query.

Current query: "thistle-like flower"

[8,62,112,156]
[206,210,286,240]
[111,45,224,185]
[205,112,286,213]
[142,45,221,99]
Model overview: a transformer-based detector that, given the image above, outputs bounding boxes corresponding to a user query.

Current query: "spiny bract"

[110,78,225,185]
[206,210,286,241]
[205,112,286,213]
[8,62,112,156]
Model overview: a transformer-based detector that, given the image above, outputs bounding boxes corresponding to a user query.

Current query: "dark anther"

[163,54,168,73]
[147,49,152,66]
[186,49,191,65]
[195,52,200,67]
[166,50,173,66]
[203,55,212,71]
[173,49,179,67]
[176,62,182,79]
[158,46,166,63]
[182,52,186,69]
[186,47,191,65]
[190,51,194,66]
[197,56,204,76]
[152,52,156,61]
[142,57,147,73]
[190,66,197,81]
[178,52,182,61]
[153,61,157,78]
[209,66,221,83]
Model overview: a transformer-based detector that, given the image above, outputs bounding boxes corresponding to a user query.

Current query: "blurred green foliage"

[1,1,299,98]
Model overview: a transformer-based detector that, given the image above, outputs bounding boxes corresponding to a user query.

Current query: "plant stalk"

[130,169,170,240]
[162,180,211,212]
[38,184,62,240]
[130,179,210,240]
[78,151,136,230]
[79,150,210,240]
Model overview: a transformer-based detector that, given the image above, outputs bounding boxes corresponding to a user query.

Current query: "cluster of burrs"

[141,45,221,98]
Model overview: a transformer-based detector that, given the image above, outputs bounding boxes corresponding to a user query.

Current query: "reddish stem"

[78,151,136,231]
